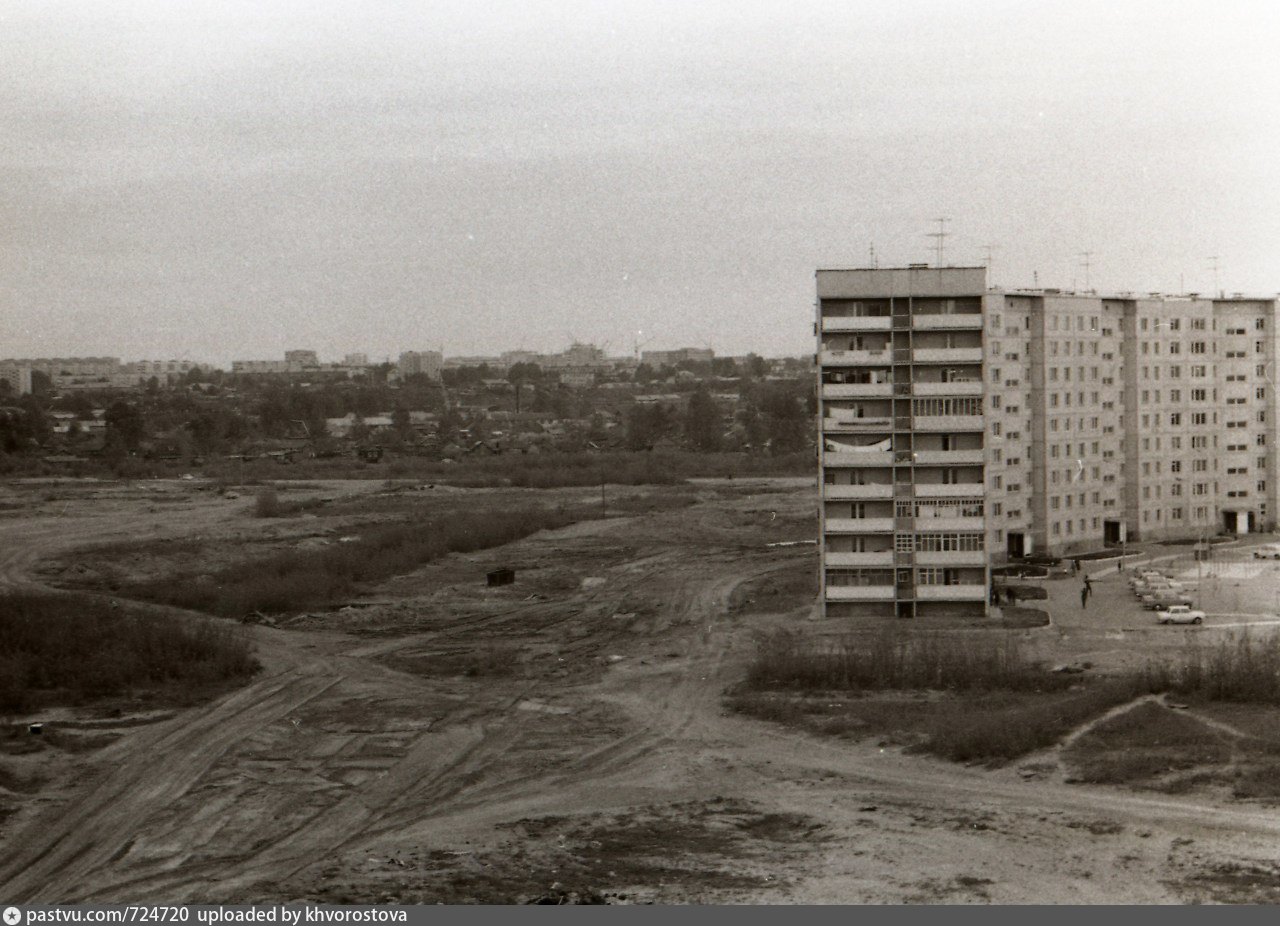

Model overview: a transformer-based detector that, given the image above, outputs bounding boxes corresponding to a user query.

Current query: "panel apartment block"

[817,265,1280,619]
[817,266,989,619]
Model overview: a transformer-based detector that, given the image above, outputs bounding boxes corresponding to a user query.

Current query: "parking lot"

[1015,538,1280,672]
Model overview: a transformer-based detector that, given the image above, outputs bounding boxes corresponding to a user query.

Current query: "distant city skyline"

[5,1,1278,365]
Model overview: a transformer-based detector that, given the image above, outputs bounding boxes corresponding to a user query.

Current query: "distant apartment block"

[285,350,319,366]
[641,347,715,367]
[398,350,443,380]
[0,364,33,395]
[816,265,1280,619]
[0,357,202,390]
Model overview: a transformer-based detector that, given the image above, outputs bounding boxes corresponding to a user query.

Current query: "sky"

[3,0,1279,365]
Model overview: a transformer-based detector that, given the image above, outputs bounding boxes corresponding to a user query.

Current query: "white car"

[1253,545,1280,560]
[1157,605,1205,625]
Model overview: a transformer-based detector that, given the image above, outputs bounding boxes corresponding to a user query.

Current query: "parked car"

[1142,593,1193,610]
[1157,605,1205,625]
[1253,545,1280,560]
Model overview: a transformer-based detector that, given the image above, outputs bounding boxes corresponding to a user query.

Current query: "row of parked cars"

[1128,569,1205,624]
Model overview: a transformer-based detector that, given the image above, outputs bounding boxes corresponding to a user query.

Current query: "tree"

[683,387,723,452]
[741,353,769,380]
[759,382,808,453]
[633,363,657,385]
[626,403,674,451]
[391,406,414,442]
[104,401,145,452]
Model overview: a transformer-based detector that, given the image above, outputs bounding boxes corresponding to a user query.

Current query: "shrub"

[741,628,1070,694]
[0,593,258,713]
[253,486,281,517]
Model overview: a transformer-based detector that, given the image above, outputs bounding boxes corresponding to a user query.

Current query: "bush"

[741,629,1072,694]
[253,486,281,517]
[0,593,258,713]
[119,505,584,618]
[1145,633,1280,704]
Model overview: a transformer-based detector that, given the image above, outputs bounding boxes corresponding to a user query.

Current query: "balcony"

[821,316,892,333]
[824,551,895,567]
[820,349,891,365]
[824,518,894,533]
[821,382,893,399]
[915,585,988,601]
[822,483,894,500]
[825,586,896,601]
[824,451,894,466]
[911,348,983,363]
[915,550,988,567]
[911,449,984,465]
[913,482,985,498]
[912,415,985,432]
[911,381,983,396]
[912,314,984,330]
[823,416,893,432]
[912,515,985,531]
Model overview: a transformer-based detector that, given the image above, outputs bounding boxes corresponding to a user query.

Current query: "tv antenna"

[1078,251,1094,290]
[1208,256,1221,295]
[926,217,950,266]
[977,244,997,283]
[869,242,878,269]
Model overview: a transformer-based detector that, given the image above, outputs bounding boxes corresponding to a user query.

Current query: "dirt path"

[3,483,1280,903]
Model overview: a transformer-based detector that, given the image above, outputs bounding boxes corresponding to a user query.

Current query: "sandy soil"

[3,476,1280,904]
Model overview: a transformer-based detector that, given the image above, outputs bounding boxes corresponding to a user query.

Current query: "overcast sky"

[3,0,1279,364]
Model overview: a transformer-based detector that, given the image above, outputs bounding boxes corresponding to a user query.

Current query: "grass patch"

[1142,633,1280,704]
[730,629,1145,764]
[253,485,329,518]
[117,506,585,618]
[0,592,259,713]
[1064,701,1232,785]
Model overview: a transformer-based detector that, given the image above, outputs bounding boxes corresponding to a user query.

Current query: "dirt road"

[2,478,1279,903]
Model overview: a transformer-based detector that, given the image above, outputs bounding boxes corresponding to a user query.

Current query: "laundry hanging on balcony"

[825,437,891,453]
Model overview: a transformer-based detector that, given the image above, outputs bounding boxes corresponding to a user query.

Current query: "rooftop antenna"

[869,242,878,269]
[1208,256,1221,295]
[926,217,950,266]
[1078,251,1094,290]
[978,244,997,284]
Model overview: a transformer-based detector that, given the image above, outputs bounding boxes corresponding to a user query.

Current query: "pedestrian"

[1084,575,1093,594]
[1080,585,1088,609]
[1118,560,1123,574]
[1073,558,1080,575]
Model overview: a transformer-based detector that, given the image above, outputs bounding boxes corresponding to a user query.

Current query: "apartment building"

[817,266,989,619]
[816,265,1280,619]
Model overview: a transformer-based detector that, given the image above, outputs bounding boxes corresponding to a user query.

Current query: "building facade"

[817,265,1280,619]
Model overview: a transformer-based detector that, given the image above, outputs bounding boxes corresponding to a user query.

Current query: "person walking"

[1084,575,1093,595]
[1080,585,1089,609]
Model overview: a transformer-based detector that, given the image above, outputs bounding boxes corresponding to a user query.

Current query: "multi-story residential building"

[816,265,1280,619]
[398,350,444,380]
[284,350,319,366]
[640,347,715,367]
[0,364,33,396]
[817,266,989,619]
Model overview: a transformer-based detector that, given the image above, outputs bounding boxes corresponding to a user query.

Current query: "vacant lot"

[4,475,1280,903]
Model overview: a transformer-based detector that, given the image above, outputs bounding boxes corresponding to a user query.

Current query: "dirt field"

[5,476,1280,903]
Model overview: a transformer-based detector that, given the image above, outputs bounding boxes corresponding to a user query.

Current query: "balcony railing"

[911,449,984,465]
[824,451,895,466]
[912,415,985,432]
[823,416,893,431]
[821,382,893,398]
[825,586,896,601]
[911,515,985,531]
[820,349,890,365]
[822,483,894,500]
[912,314,984,330]
[914,550,988,567]
[821,316,892,332]
[824,518,894,533]
[914,585,988,601]
[823,551,895,567]
[912,482,985,497]
[910,381,983,396]
[911,347,983,363]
